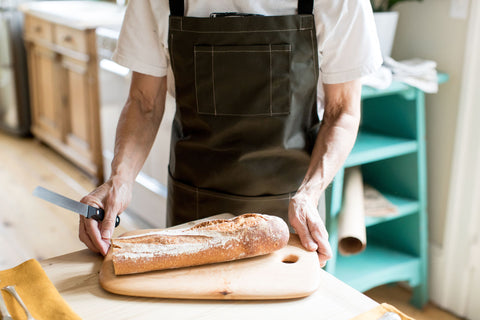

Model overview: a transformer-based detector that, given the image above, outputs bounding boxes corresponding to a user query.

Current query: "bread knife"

[33,186,120,227]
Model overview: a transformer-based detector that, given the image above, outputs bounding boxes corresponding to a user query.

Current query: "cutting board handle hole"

[282,254,299,264]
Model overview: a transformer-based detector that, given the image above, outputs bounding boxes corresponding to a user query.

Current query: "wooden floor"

[0,131,462,320]
[0,131,143,269]
[364,285,464,320]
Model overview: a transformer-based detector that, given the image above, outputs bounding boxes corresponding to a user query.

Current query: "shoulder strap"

[169,0,184,16]
[298,0,314,14]
[169,0,314,17]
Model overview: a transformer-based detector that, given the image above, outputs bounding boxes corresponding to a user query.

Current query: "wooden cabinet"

[27,44,60,140]
[24,14,103,182]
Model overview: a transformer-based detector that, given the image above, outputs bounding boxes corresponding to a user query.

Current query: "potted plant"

[371,0,423,58]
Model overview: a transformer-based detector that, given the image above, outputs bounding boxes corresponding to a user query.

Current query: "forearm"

[110,74,167,184]
[297,80,362,203]
[79,74,167,254]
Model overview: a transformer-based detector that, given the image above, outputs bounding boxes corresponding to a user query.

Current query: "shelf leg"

[411,89,429,309]
[324,169,344,274]
[410,283,428,308]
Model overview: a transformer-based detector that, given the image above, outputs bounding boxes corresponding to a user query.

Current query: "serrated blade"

[33,186,89,218]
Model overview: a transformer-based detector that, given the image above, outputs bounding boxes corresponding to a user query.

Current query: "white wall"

[391,1,480,315]
[392,0,469,247]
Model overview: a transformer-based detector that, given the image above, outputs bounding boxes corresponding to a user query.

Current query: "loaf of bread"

[111,213,290,275]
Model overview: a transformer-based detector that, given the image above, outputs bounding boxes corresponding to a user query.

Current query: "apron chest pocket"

[194,44,291,116]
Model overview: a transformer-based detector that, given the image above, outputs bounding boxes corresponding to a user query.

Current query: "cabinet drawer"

[24,15,53,43]
[54,25,88,54]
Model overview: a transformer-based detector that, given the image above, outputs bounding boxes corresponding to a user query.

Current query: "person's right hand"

[78,176,133,256]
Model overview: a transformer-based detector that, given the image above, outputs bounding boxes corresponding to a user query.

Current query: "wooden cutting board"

[99,215,321,300]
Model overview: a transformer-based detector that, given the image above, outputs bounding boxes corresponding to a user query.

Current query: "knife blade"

[33,186,120,227]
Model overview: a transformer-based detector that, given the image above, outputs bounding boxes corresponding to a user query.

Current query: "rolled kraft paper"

[338,166,366,256]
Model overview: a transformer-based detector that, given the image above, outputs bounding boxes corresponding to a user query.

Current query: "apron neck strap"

[168,0,314,17]
[298,0,314,14]
[169,0,184,16]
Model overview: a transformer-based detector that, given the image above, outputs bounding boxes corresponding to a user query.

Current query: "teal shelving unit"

[325,74,448,308]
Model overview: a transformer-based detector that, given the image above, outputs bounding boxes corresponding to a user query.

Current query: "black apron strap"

[298,0,314,14]
[169,0,184,16]
[169,0,314,16]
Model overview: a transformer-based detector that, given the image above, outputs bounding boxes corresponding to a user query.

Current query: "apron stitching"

[310,29,318,80]
[194,50,200,113]
[170,33,175,75]
[170,29,309,33]
[199,193,291,201]
[195,187,199,219]
[171,179,292,200]
[211,46,217,116]
[197,111,289,116]
[196,50,291,53]
[301,16,312,30]
[269,44,273,116]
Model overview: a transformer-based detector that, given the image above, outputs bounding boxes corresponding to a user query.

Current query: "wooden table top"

[40,249,378,320]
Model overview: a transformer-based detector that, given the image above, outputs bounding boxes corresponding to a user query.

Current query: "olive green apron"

[166,0,319,226]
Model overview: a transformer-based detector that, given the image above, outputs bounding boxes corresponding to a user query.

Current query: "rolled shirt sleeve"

[112,0,168,77]
[315,0,382,84]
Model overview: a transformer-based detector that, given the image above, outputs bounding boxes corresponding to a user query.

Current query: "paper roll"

[338,166,366,256]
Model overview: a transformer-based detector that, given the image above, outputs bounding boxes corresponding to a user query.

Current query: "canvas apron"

[166,0,320,226]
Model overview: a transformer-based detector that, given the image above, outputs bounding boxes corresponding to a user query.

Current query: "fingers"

[79,179,132,255]
[289,196,333,267]
[79,191,112,256]
[87,217,110,255]
[307,219,332,267]
[99,183,125,241]
[100,197,119,241]
[79,214,110,255]
[78,216,99,253]
[289,205,318,252]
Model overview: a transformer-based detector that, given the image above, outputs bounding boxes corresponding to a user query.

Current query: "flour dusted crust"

[111,214,290,275]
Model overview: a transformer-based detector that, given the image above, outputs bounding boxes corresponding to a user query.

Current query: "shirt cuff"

[321,59,383,84]
[112,51,168,78]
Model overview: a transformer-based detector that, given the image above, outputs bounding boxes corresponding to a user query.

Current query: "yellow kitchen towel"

[350,303,415,320]
[0,259,81,320]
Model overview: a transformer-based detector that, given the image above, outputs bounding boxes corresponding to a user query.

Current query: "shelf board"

[365,193,419,227]
[345,131,418,167]
[334,243,420,292]
[362,82,413,100]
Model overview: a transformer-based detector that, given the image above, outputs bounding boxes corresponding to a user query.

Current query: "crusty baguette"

[111,213,289,275]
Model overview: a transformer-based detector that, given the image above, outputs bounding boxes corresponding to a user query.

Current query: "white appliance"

[96,27,174,228]
[0,0,30,135]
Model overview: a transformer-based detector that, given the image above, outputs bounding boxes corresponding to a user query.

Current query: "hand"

[79,176,132,255]
[288,192,332,267]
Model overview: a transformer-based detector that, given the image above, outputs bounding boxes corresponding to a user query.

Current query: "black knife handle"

[87,206,120,227]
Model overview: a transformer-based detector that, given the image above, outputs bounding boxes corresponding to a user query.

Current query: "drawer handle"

[34,25,42,33]
[63,35,73,43]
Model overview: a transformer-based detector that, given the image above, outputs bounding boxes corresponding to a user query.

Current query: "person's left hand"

[288,192,332,267]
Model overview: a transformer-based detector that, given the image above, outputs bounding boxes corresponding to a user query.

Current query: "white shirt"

[113,0,382,114]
